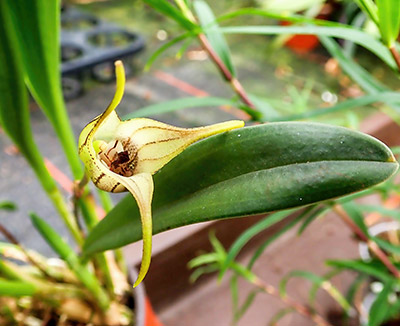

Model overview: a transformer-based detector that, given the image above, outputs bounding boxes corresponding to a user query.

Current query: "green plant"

[0,0,399,325]
[177,1,400,324]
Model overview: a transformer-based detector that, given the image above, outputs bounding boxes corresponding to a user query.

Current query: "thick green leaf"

[123,96,237,119]
[221,25,396,69]
[194,0,236,76]
[377,0,400,46]
[83,122,398,255]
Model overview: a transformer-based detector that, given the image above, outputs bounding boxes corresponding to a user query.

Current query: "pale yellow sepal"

[78,61,244,287]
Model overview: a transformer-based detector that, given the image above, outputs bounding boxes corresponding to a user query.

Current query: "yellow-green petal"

[109,172,153,287]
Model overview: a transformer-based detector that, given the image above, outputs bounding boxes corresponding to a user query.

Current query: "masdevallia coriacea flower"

[78,61,244,287]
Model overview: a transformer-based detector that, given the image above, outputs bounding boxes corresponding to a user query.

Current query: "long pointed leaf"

[83,122,398,255]
[194,0,236,76]
[4,0,82,177]
[221,25,396,69]
[377,0,400,46]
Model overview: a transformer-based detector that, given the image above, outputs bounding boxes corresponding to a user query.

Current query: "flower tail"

[112,172,154,287]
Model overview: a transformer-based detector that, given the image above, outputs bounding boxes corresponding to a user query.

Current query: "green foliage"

[143,0,197,31]
[0,279,36,298]
[193,0,236,76]
[0,201,17,211]
[3,0,82,178]
[376,0,400,46]
[30,214,110,311]
[369,280,396,326]
[124,96,237,119]
[2,0,400,323]
[83,122,397,255]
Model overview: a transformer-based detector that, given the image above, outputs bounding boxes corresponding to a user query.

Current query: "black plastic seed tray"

[61,7,145,75]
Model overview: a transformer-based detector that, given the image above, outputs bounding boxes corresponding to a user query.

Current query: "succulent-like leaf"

[83,122,398,256]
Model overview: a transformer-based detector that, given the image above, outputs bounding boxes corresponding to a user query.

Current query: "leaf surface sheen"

[83,122,398,255]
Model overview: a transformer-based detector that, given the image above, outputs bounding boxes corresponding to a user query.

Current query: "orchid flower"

[78,61,244,287]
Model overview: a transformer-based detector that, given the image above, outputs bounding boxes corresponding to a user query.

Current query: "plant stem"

[251,276,333,326]
[333,205,400,278]
[389,45,400,72]
[228,262,332,325]
[175,0,256,110]
[197,33,256,109]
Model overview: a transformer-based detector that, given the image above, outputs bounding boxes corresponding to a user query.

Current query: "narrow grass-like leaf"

[209,230,226,257]
[30,214,110,311]
[194,0,236,76]
[189,264,219,283]
[233,289,261,324]
[84,123,398,256]
[371,236,400,255]
[221,25,396,69]
[0,279,36,297]
[297,205,328,235]
[309,270,352,313]
[145,33,192,71]
[346,274,367,306]
[377,0,400,46]
[354,204,400,221]
[326,259,394,283]
[369,280,395,326]
[279,270,323,297]
[248,94,281,120]
[355,0,379,25]
[280,270,351,312]
[230,275,239,324]
[144,0,197,31]
[123,96,237,119]
[219,210,295,279]
[342,202,369,235]
[271,92,400,121]
[269,308,295,326]
[248,206,319,270]
[319,36,387,94]
[188,253,220,269]
[0,201,17,211]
